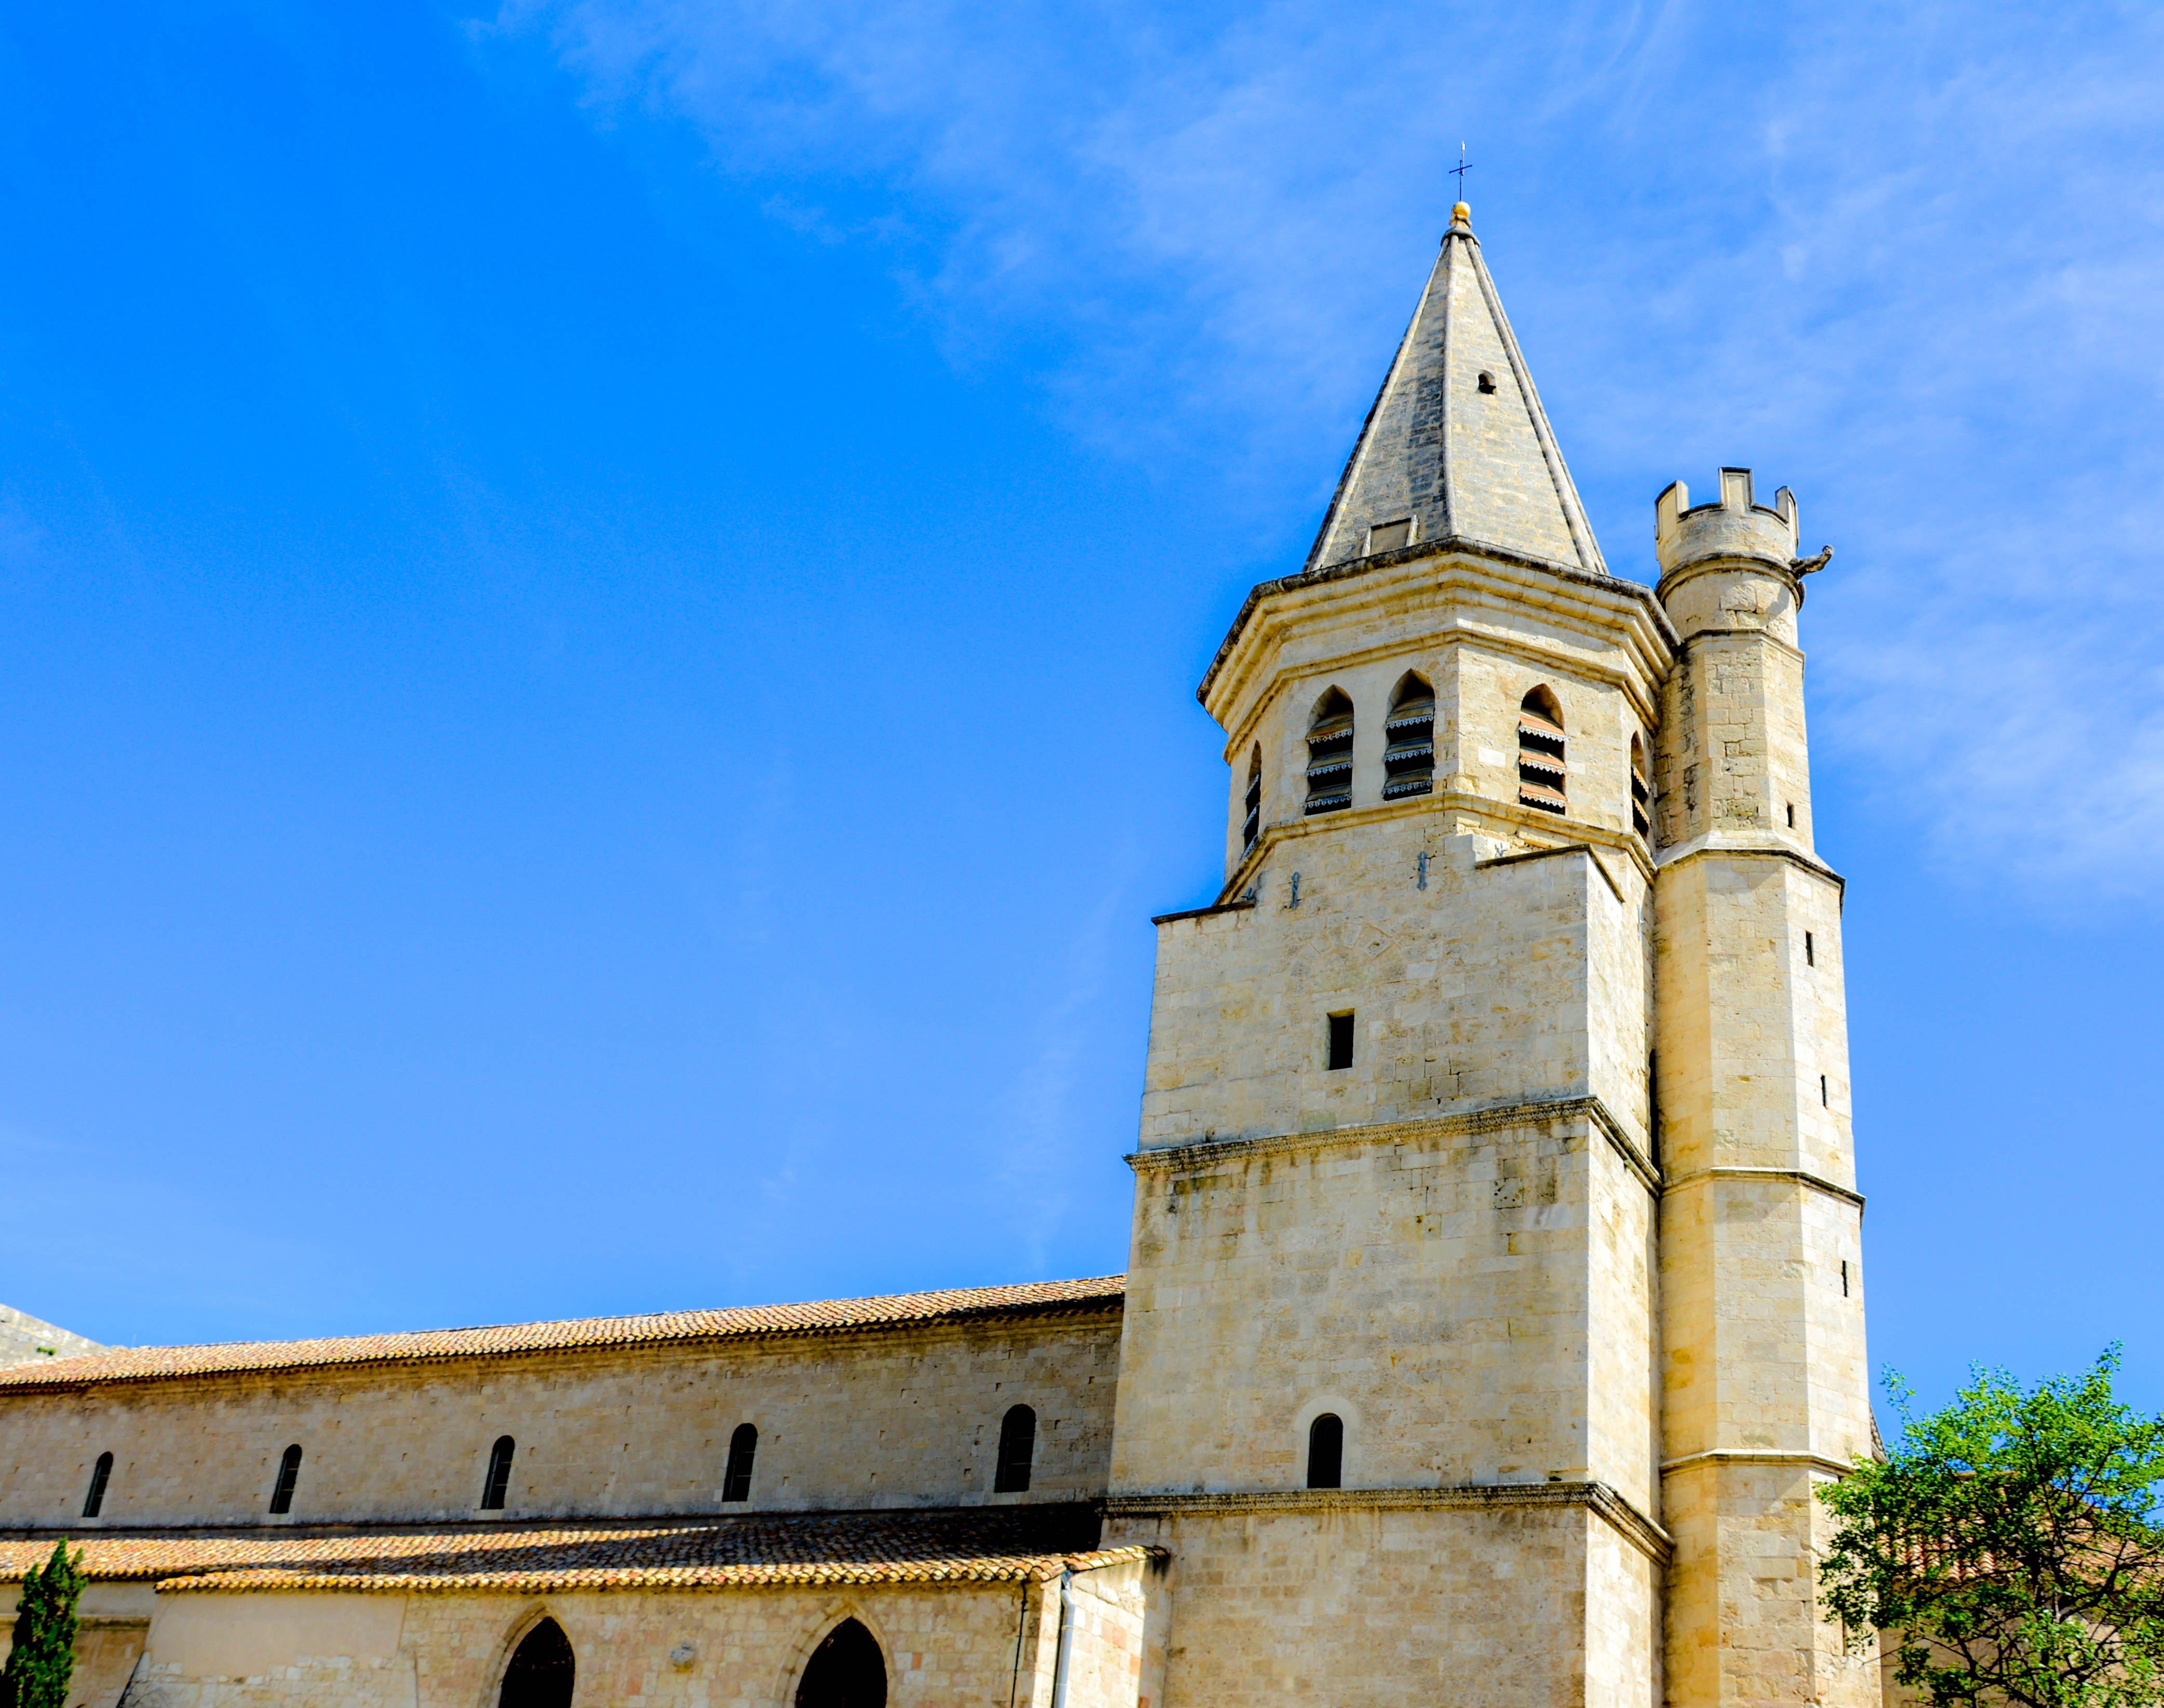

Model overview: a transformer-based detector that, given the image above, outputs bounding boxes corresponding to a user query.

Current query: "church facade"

[0,205,1875,1708]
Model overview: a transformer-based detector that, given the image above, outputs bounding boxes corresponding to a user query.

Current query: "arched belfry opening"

[796,1618,888,1708]
[1630,733,1651,839]
[1305,690,1354,815]
[498,1617,575,1708]
[1242,744,1262,851]
[1517,688,1566,815]
[1383,675,1434,799]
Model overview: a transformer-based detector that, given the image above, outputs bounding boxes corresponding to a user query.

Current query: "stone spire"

[1305,204,1606,576]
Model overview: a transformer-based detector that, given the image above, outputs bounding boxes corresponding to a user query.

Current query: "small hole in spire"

[1477,371,1497,394]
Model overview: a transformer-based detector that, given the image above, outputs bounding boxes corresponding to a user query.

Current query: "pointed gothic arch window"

[498,1617,575,1708]
[481,1435,516,1510]
[1383,674,1434,800]
[1517,688,1566,815]
[1630,734,1651,839]
[994,1404,1036,1493]
[1242,744,1262,851]
[796,1618,888,1708]
[722,1422,758,1503]
[1307,1414,1343,1489]
[1305,690,1354,815]
[82,1451,113,1518]
[268,1444,303,1514]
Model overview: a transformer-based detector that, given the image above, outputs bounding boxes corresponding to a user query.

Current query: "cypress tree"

[0,1539,87,1708]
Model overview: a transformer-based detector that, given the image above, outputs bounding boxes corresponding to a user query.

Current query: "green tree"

[1821,1350,2164,1708]
[0,1538,87,1708]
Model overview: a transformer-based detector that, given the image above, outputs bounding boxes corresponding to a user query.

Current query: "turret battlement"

[1655,467,1797,575]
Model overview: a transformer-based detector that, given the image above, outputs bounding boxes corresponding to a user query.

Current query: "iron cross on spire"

[1450,145,1471,208]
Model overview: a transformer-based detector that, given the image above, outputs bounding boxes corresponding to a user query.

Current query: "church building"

[0,203,1875,1708]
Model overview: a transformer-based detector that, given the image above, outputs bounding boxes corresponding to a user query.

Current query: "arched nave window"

[481,1435,516,1511]
[268,1444,303,1514]
[795,1619,888,1708]
[82,1451,113,1518]
[498,1617,575,1708]
[1308,1414,1343,1489]
[994,1404,1036,1494]
[1517,688,1566,815]
[722,1422,758,1503]
[1383,674,1435,799]
[1305,690,1355,814]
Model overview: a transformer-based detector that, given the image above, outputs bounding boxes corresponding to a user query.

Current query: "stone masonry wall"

[0,1316,1121,1529]
[1100,1503,1659,1708]
[1110,1112,1652,1498]
[1145,826,1649,1155]
[102,1567,1153,1708]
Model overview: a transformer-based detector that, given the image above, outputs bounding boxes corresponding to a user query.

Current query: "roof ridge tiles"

[0,1274,1126,1392]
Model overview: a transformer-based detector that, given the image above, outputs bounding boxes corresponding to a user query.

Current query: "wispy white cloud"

[489,0,2164,894]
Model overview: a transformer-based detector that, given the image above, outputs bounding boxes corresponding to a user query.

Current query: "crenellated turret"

[1651,468,1872,1708]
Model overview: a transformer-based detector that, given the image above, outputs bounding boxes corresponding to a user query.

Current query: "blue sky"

[2,0,2160,1422]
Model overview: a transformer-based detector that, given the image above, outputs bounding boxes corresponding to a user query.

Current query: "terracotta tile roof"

[0,1506,1150,1595]
[0,1276,1125,1393]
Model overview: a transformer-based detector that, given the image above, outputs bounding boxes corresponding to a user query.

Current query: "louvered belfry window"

[1242,745,1262,851]
[1383,675,1435,800]
[1305,690,1355,815]
[1517,689,1567,815]
[1630,735,1651,839]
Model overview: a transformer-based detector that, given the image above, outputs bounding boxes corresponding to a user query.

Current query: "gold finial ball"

[1452,201,1471,222]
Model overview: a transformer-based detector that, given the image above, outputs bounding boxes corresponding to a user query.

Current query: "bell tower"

[1100,205,1676,1706]
[1095,205,1875,1708]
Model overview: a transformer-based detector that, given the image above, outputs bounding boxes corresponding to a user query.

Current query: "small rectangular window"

[1367,518,1412,554]
[1805,931,1815,966]
[1786,802,1796,828]
[1327,1013,1354,1071]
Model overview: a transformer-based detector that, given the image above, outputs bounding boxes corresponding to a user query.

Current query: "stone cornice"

[1199,542,1675,723]
[1219,613,1664,757]
[1661,1166,1865,1214]
[1476,840,1627,904]
[1100,1480,1673,1565]
[1659,1449,1857,1480]
[1128,1095,1662,1199]
[1654,835,1845,894]
[1209,791,1655,908]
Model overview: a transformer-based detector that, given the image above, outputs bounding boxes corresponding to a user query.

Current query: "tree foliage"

[1821,1350,2164,1708]
[0,1538,87,1708]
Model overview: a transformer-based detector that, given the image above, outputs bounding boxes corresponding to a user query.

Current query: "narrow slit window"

[722,1422,758,1503]
[1307,1414,1343,1489]
[1842,1260,1851,1297]
[1630,734,1651,839]
[82,1451,113,1518]
[994,1404,1036,1494]
[1821,1074,1829,1108]
[481,1435,516,1510]
[1367,518,1412,554]
[1517,688,1566,815]
[1383,674,1434,800]
[1786,802,1796,828]
[1327,1013,1354,1071]
[1805,931,1816,966]
[1242,745,1262,851]
[1305,689,1354,815]
[268,1444,303,1514]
